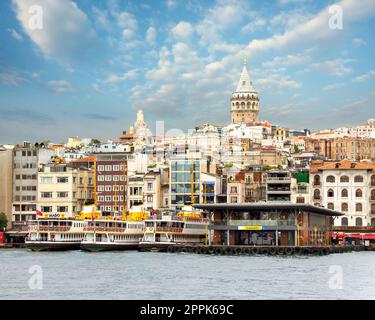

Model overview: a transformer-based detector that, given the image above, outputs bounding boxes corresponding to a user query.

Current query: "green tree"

[91,139,101,146]
[0,212,8,230]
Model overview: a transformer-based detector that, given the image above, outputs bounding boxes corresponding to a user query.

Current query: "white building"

[310,160,375,227]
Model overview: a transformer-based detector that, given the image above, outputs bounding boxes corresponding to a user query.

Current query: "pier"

[162,244,369,256]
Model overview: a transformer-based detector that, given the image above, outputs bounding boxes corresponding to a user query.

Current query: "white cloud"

[92,6,110,30]
[146,26,157,45]
[0,69,26,85]
[104,69,138,84]
[262,51,312,68]
[122,29,135,39]
[171,22,194,41]
[257,74,302,91]
[312,59,354,76]
[352,38,367,47]
[322,82,345,91]
[353,70,375,82]
[7,28,23,41]
[12,0,97,63]
[47,80,74,94]
[242,18,266,34]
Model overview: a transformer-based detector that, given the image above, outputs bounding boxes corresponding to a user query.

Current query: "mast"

[190,162,195,204]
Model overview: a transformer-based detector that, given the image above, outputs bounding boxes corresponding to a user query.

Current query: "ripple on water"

[1,249,375,299]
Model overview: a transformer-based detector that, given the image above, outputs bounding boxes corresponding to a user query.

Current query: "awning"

[345,233,375,240]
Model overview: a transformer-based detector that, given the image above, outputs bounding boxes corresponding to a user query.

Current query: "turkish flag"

[36,210,43,217]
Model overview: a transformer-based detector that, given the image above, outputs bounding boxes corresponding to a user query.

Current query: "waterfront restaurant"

[193,203,343,246]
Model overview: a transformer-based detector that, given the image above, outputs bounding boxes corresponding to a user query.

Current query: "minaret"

[230,57,260,126]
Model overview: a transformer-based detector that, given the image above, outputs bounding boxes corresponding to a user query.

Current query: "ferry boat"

[139,205,210,252]
[25,218,88,251]
[25,205,100,251]
[80,206,148,252]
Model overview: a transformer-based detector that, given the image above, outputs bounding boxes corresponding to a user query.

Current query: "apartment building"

[265,170,291,202]
[0,145,14,228]
[310,160,375,227]
[38,163,94,217]
[305,137,375,161]
[95,152,132,214]
[12,142,54,229]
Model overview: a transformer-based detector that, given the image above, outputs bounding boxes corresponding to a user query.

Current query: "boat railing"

[29,226,71,232]
[155,227,183,233]
[83,227,127,233]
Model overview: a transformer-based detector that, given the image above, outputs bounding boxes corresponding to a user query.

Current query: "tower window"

[242,81,246,85]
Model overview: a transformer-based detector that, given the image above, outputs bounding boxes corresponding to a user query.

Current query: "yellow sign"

[238,226,264,231]
[43,213,66,219]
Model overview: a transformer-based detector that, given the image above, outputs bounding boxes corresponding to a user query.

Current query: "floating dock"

[161,244,369,256]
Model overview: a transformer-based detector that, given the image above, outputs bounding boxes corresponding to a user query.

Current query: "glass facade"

[170,159,200,207]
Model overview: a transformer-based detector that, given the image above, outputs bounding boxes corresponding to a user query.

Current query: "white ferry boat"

[80,206,148,252]
[139,205,209,252]
[25,205,101,251]
[25,218,88,251]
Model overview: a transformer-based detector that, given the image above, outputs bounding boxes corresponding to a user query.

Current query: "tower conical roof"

[235,58,255,93]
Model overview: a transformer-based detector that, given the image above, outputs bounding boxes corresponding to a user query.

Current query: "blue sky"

[0,0,374,144]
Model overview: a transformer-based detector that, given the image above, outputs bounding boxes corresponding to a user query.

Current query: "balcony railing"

[212,219,295,227]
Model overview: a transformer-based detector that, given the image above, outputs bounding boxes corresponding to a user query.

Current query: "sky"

[0,0,374,144]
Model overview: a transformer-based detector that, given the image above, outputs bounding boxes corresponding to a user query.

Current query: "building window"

[327,203,334,210]
[105,165,112,171]
[355,217,363,226]
[356,203,362,212]
[41,192,53,198]
[57,206,68,213]
[57,177,69,183]
[313,175,321,185]
[354,175,364,183]
[313,189,320,200]
[371,175,375,186]
[326,175,335,183]
[355,189,362,198]
[98,175,104,181]
[327,189,334,197]
[41,206,52,213]
[341,217,348,226]
[40,177,53,184]
[296,197,305,203]
[105,185,112,192]
[230,197,238,203]
[372,203,375,214]
[230,187,238,194]
[371,189,375,200]
[341,189,348,198]
[98,186,104,192]
[340,175,349,183]
[371,218,375,226]
[57,192,68,198]
[341,203,348,212]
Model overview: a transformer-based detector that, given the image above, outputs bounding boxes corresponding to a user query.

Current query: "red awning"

[346,233,375,240]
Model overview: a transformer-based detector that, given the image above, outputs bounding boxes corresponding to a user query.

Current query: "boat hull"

[80,242,139,252]
[25,241,81,252]
[138,242,172,252]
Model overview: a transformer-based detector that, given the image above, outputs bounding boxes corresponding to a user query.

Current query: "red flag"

[36,210,43,217]
[151,208,158,215]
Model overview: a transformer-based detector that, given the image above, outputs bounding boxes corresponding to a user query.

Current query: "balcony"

[265,177,291,183]
[313,182,322,187]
